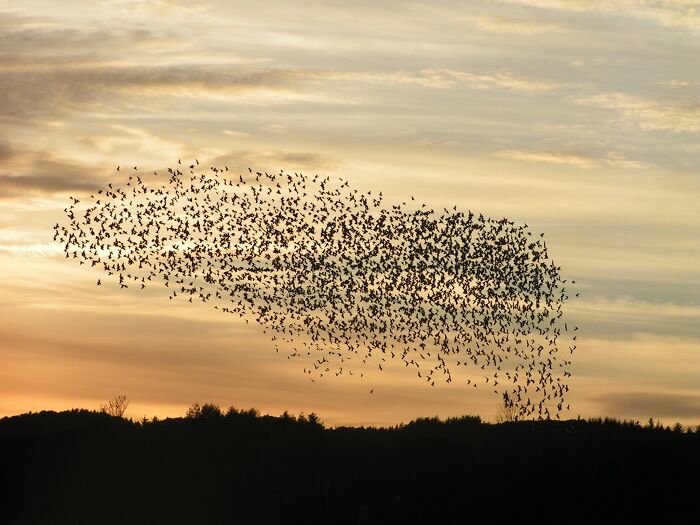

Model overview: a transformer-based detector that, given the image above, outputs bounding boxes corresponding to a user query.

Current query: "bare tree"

[100,395,130,418]
[495,397,519,423]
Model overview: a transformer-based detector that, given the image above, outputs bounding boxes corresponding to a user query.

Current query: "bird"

[54,159,579,419]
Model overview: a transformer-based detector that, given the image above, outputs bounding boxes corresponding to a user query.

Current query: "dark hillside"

[1,408,698,524]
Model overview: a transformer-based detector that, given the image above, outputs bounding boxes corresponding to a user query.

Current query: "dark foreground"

[2,408,698,524]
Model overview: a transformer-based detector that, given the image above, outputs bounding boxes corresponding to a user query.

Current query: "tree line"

[1,402,698,524]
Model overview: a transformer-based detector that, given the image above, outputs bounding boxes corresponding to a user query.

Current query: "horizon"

[1,1,699,428]
[4,400,698,431]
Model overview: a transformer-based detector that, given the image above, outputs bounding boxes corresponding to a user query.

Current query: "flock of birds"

[55,160,578,419]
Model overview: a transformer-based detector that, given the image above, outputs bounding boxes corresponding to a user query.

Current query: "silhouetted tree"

[100,394,129,417]
[3,404,699,524]
[186,402,201,418]
[495,396,518,423]
[186,402,222,419]
[306,412,323,428]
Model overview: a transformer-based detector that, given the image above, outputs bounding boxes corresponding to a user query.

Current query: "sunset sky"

[1,0,698,426]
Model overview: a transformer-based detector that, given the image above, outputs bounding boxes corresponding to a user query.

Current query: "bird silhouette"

[54,160,579,419]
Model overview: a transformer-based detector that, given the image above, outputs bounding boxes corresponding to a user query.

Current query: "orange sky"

[1,0,699,426]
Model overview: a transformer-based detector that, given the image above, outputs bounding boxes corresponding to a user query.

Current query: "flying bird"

[54,161,578,419]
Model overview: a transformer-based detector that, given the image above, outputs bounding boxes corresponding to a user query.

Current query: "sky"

[1,0,698,427]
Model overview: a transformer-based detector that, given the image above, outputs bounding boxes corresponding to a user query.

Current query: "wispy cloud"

[657,79,700,88]
[0,64,352,120]
[0,143,104,199]
[0,243,63,256]
[495,0,700,31]
[575,297,700,320]
[0,12,187,68]
[568,296,700,341]
[574,92,700,133]
[77,124,184,156]
[0,63,562,121]
[495,149,649,169]
[210,149,340,171]
[337,68,562,92]
[222,129,250,139]
[496,149,599,168]
[593,392,700,420]
[463,14,567,34]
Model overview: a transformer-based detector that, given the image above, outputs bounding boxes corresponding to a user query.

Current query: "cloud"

[0,11,563,120]
[0,174,96,197]
[0,142,19,162]
[574,92,700,133]
[568,297,700,341]
[463,14,567,34]
[0,243,63,256]
[336,68,562,92]
[0,139,335,201]
[0,64,341,120]
[593,392,700,420]
[576,297,700,321]
[0,62,563,123]
[0,143,104,199]
[496,149,599,168]
[0,11,185,69]
[110,0,211,16]
[222,130,250,138]
[603,153,650,170]
[209,149,340,172]
[494,0,700,31]
[77,124,185,157]
[495,149,648,169]
[658,80,700,88]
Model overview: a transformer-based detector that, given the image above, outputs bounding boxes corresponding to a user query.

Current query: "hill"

[1,406,698,524]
